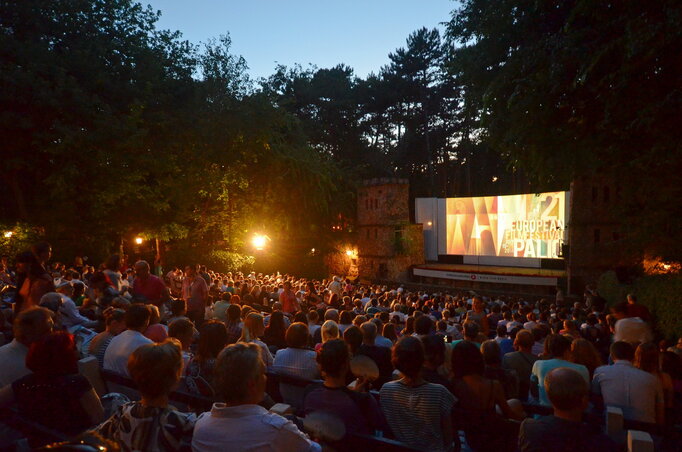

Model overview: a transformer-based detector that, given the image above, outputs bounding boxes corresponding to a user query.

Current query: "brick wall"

[356,179,424,282]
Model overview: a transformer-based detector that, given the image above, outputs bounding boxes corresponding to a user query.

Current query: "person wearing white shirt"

[523,312,538,331]
[103,305,152,376]
[56,282,97,329]
[591,341,664,424]
[0,307,52,387]
[192,342,320,452]
[611,302,653,345]
[360,294,371,307]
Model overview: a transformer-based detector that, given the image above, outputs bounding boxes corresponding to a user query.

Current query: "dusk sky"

[147,0,456,80]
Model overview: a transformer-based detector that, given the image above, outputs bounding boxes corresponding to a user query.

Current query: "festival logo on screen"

[446,192,566,259]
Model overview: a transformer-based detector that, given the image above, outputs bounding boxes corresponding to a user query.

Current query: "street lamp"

[3,231,13,238]
[135,237,144,245]
[252,234,268,251]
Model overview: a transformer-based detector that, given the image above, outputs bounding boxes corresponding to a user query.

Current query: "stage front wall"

[445,191,567,259]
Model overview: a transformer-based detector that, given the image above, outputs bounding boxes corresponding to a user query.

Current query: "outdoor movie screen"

[445,191,568,259]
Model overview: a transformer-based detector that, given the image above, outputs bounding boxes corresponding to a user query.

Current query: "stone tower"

[357,178,424,281]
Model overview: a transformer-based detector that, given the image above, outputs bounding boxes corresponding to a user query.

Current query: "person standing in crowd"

[13,250,54,313]
[519,367,618,452]
[591,341,664,424]
[0,307,53,387]
[380,336,455,452]
[327,276,343,299]
[278,281,299,315]
[168,267,184,299]
[96,339,196,450]
[625,294,651,322]
[132,260,169,307]
[611,302,653,345]
[192,343,320,451]
[102,254,125,293]
[199,265,211,285]
[103,304,153,376]
[182,265,208,327]
[466,296,490,336]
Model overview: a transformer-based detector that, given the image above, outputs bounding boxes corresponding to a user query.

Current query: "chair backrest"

[627,430,654,452]
[345,433,423,452]
[606,406,624,437]
[97,367,214,412]
[78,356,108,397]
[0,406,69,445]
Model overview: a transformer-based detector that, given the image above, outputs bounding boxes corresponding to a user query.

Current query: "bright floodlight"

[346,249,353,256]
[3,231,12,238]
[135,237,144,245]
[252,234,267,250]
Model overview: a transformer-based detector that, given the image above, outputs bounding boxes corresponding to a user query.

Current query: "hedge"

[598,271,682,339]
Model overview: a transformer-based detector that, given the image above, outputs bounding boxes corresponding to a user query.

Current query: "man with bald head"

[356,321,392,387]
[519,367,617,452]
[132,260,169,308]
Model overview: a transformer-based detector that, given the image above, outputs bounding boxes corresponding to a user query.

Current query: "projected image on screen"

[446,192,567,259]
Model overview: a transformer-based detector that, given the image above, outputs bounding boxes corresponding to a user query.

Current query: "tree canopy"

[0,0,346,272]
[445,0,682,261]
[1,0,678,272]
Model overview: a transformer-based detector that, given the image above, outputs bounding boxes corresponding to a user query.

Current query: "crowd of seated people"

[0,243,680,451]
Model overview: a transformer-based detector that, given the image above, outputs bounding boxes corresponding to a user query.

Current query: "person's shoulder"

[259,411,292,430]
[380,380,401,392]
[630,366,659,383]
[593,364,612,376]
[165,407,197,427]
[520,416,545,435]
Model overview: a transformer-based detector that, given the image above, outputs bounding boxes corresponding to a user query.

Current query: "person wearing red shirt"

[278,281,299,315]
[132,260,169,308]
[626,294,651,322]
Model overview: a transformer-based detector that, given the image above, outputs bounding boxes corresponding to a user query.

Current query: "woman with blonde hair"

[238,312,273,366]
[314,320,339,351]
[635,342,674,409]
[570,338,602,379]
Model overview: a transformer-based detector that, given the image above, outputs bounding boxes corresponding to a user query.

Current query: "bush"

[634,274,682,340]
[597,271,629,306]
[598,271,682,339]
[207,250,255,273]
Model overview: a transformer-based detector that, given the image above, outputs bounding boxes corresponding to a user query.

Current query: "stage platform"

[413,262,565,287]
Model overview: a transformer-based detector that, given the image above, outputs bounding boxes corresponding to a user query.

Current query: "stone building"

[356,178,424,281]
[567,174,634,292]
